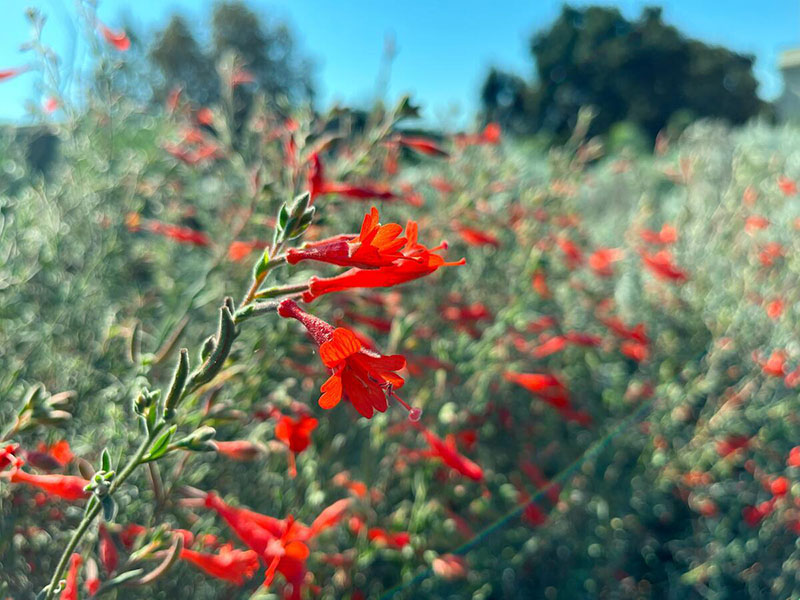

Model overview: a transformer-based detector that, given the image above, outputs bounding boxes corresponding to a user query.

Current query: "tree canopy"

[480,6,765,140]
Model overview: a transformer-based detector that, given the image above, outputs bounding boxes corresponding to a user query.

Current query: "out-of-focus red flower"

[743,499,776,527]
[275,415,318,478]
[130,218,210,247]
[788,446,800,467]
[770,476,789,497]
[0,443,19,471]
[759,242,785,267]
[98,23,130,51]
[99,523,119,573]
[756,350,787,377]
[453,224,500,248]
[231,68,255,87]
[531,269,551,298]
[38,440,73,466]
[0,66,29,82]
[432,554,467,580]
[742,185,758,207]
[228,240,268,262]
[287,207,406,269]
[7,465,89,501]
[278,300,412,419]
[180,543,260,585]
[395,135,449,157]
[84,557,100,597]
[640,224,677,245]
[196,107,214,126]
[120,523,146,550]
[368,528,410,549]
[414,424,484,482]
[60,553,82,600]
[599,316,648,344]
[716,435,749,457]
[640,249,688,282]
[531,335,567,359]
[301,221,464,303]
[588,247,623,277]
[43,97,59,113]
[764,298,784,320]
[454,123,501,147]
[620,340,649,362]
[166,86,182,112]
[430,176,455,194]
[522,501,547,527]
[557,237,583,269]
[565,331,602,347]
[504,371,570,410]
[778,175,797,196]
[307,153,396,203]
[745,215,770,233]
[333,471,368,498]
[214,440,262,462]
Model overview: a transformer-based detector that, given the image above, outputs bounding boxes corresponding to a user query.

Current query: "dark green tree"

[480,6,764,140]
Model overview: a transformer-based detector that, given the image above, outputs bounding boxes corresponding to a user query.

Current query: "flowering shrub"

[5,8,800,600]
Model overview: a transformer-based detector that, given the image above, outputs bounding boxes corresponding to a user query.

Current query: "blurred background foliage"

[2,2,800,600]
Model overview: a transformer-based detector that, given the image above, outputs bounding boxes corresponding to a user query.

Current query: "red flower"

[531,269,551,298]
[0,66,29,82]
[504,372,570,410]
[788,446,800,467]
[301,221,464,303]
[745,215,769,233]
[770,476,789,497]
[43,97,59,113]
[231,69,255,87]
[640,249,688,282]
[275,415,318,477]
[531,335,567,359]
[759,242,785,267]
[765,298,784,320]
[395,135,449,157]
[432,554,468,580]
[7,466,89,501]
[307,153,396,203]
[620,340,649,362]
[522,502,547,527]
[60,553,82,600]
[640,224,677,245]
[180,544,260,585]
[214,440,263,461]
[0,443,19,471]
[757,350,787,377]
[99,523,118,573]
[368,528,411,549]
[120,523,146,549]
[287,207,406,269]
[557,237,583,268]
[588,247,623,277]
[414,424,484,482]
[779,175,797,196]
[132,219,210,247]
[98,23,130,51]
[278,300,414,419]
[228,240,268,262]
[599,317,649,344]
[453,223,500,247]
[716,435,749,457]
[565,331,602,347]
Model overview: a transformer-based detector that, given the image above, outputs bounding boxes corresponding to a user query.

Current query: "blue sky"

[1,0,798,126]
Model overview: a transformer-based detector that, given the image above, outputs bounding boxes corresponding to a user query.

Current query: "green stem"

[43,430,159,600]
[253,282,309,300]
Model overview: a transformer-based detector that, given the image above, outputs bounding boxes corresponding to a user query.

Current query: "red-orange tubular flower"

[453,223,500,247]
[307,153,396,203]
[414,423,484,482]
[368,528,411,548]
[6,464,89,501]
[278,299,417,419]
[180,543,260,585]
[287,206,407,269]
[214,440,263,461]
[61,553,82,600]
[0,66,30,82]
[275,414,318,477]
[640,249,688,282]
[395,135,449,157]
[302,221,464,302]
[98,22,131,51]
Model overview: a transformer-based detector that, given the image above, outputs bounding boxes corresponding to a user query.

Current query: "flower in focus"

[278,299,414,419]
[6,463,89,501]
[301,221,464,303]
[287,207,406,269]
